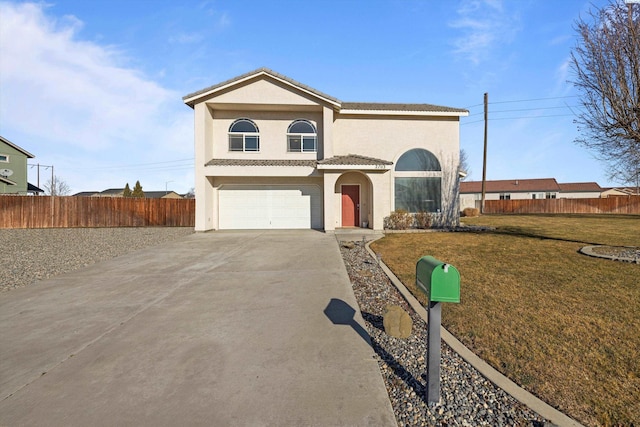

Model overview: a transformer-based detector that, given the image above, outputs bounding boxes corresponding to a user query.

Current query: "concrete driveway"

[0,230,396,426]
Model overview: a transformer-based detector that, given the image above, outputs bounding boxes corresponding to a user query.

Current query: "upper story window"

[287,119,317,152]
[0,154,8,162]
[229,119,260,152]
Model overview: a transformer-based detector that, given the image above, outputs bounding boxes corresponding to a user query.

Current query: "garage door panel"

[219,185,322,230]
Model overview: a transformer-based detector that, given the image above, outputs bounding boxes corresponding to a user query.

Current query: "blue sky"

[0,0,614,194]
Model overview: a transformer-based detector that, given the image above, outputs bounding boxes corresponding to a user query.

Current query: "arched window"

[287,119,317,152]
[229,119,259,152]
[394,149,442,212]
[395,148,441,171]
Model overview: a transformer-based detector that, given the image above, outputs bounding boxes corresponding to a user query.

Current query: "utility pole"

[481,92,488,214]
[28,163,54,195]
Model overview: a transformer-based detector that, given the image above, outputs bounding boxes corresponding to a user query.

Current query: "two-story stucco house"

[183,68,468,232]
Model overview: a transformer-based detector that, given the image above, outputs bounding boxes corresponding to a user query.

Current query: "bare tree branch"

[570,0,640,189]
[43,175,71,196]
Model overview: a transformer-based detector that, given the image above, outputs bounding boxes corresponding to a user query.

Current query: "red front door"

[341,185,360,227]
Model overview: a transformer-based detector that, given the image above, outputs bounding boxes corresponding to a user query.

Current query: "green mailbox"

[416,256,460,303]
[416,255,461,404]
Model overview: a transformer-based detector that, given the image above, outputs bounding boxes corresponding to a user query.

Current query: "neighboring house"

[460,179,610,210]
[0,136,42,194]
[183,68,468,231]
[73,189,183,199]
[143,191,183,199]
[460,178,561,210]
[97,188,125,197]
[601,187,640,197]
[557,182,602,199]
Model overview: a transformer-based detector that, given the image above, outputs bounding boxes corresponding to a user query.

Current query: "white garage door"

[219,185,322,229]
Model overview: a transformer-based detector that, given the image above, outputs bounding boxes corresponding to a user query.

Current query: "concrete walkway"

[0,230,396,426]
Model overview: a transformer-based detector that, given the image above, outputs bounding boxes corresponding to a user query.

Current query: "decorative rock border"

[580,245,640,263]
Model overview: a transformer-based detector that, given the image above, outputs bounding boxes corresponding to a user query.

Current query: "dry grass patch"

[370,214,640,427]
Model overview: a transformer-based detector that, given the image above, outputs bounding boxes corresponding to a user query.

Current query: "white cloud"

[449,0,521,66]
[0,2,195,193]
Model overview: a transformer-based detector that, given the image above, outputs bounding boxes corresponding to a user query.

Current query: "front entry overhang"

[317,154,393,171]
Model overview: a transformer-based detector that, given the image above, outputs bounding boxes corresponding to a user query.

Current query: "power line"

[460,112,576,125]
[488,95,579,105]
[54,158,195,172]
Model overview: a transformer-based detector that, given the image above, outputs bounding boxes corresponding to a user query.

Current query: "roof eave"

[317,164,393,171]
[338,109,469,117]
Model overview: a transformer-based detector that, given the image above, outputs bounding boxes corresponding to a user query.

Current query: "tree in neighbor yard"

[459,149,471,181]
[122,183,132,197]
[132,180,145,198]
[43,175,71,196]
[570,0,640,190]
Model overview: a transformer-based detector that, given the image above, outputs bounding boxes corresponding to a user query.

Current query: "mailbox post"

[416,256,460,403]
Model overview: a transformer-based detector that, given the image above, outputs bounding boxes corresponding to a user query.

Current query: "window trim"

[287,119,317,153]
[228,118,260,152]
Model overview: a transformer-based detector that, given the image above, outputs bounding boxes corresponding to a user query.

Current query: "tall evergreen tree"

[123,183,132,197]
[132,180,145,198]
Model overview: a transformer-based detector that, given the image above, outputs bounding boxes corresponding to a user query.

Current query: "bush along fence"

[0,196,195,228]
[482,196,640,215]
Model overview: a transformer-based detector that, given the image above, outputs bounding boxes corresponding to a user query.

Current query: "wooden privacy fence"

[0,196,195,228]
[484,196,640,215]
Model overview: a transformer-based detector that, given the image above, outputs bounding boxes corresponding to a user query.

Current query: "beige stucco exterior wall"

[194,102,214,231]
[211,78,323,107]
[209,110,323,161]
[333,115,460,163]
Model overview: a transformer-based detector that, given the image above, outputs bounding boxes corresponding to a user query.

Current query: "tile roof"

[205,159,317,167]
[317,154,393,166]
[558,182,602,192]
[340,102,468,114]
[460,178,561,193]
[183,68,467,114]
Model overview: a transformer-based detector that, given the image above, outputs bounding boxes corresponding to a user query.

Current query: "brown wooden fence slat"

[0,196,195,228]
[484,196,640,215]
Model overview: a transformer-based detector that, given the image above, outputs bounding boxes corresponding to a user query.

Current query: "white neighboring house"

[183,68,468,232]
[460,179,606,210]
[460,178,561,210]
[557,182,602,199]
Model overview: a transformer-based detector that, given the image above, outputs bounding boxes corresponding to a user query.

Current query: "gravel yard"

[340,240,549,427]
[0,227,194,293]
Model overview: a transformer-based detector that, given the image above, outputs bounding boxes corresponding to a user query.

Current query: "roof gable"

[0,135,35,158]
[183,68,468,117]
[183,68,340,108]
